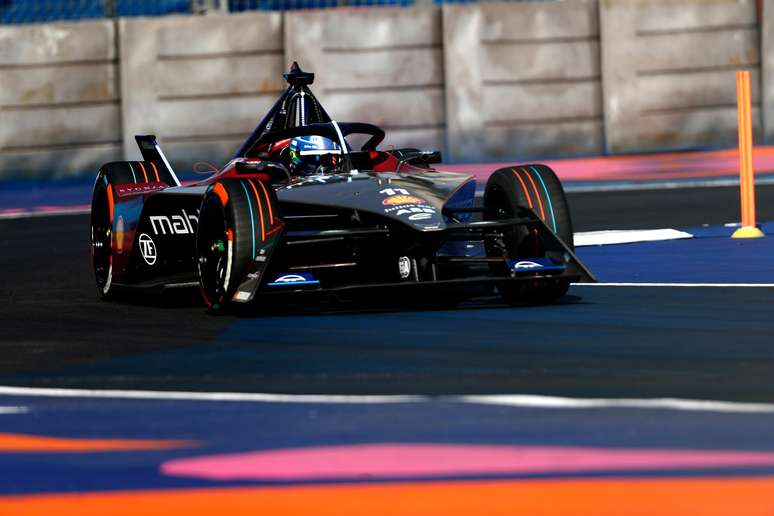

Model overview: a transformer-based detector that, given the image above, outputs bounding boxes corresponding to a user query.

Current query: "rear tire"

[483,165,573,304]
[196,179,277,312]
[90,163,140,299]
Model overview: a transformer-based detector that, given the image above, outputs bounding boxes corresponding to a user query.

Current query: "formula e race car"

[90,63,595,311]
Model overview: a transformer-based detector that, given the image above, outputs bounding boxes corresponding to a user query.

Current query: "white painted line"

[565,176,774,193]
[0,406,28,415]
[574,283,774,288]
[575,228,693,247]
[0,386,772,414]
[459,395,774,414]
[0,208,88,220]
[0,386,423,404]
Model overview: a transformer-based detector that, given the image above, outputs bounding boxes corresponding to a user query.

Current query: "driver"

[288,135,342,176]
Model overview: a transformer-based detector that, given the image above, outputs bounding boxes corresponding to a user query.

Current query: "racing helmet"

[289,135,341,176]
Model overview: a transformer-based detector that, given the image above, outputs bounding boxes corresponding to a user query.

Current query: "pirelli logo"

[150,209,198,235]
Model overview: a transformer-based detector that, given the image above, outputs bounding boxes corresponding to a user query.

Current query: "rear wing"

[135,135,181,187]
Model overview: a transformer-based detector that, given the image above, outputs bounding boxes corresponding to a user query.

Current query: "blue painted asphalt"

[3,395,774,494]
[576,231,774,283]
[0,179,92,211]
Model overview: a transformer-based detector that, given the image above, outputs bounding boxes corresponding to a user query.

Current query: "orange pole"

[732,71,764,238]
[743,71,755,226]
[737,71,750,226]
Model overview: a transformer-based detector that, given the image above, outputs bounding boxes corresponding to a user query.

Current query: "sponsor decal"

[149,209,198,236]
[408,213,433,221]
[267,272,320,288]
[115,216,125,254]
[379,187,411,197]
[274,274,308,283]
[398,256,411,279]
[514,261,543,269]
[385,206,437,216]
[116,182,166,197]
[508,258,567,274]
[138,233,157,265]
[382,195,427,206]
[233,291,252,301]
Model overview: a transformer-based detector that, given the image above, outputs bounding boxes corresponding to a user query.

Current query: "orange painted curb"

[2,476,774,516]
[0,433,196,453]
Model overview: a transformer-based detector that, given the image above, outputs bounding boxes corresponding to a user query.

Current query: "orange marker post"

[732,70,765,238]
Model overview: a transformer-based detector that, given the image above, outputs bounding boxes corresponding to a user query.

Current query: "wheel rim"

[91,182,112,291]
[197,196,229,306]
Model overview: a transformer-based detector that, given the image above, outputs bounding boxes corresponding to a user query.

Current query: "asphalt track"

[2,185,774,399]
[4,184,774,514]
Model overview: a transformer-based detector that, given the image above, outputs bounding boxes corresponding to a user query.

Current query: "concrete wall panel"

[763,0,774,142]
[0,105,120,148]
[156,54,286,99]
[485,121,604,161]
[0,144,122,179]
[483,82,602,123]
[324,89,444,128]
[0,20,120,179]
[635,30,759,73]
[478,2,598,40]
[482,42,600,83]
[0,21,115,65]
[318,8,439,49]
[444,0,603,162]
[635,2,757,31]
[638,70,761,112]
[601,0,760,153]
[285,7,444,152]
[153,97,281,138]
[0,66,117,106]
[319,50,443,90]
[120,12,284,172]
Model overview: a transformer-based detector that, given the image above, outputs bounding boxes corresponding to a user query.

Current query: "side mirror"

[235,160,290,182]
[419,151,442,165]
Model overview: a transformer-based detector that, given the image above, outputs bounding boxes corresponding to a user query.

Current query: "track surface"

[1,186,774,401]
[4,185,774,513]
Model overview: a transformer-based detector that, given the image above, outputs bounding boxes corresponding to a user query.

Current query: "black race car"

[90,63,595,311]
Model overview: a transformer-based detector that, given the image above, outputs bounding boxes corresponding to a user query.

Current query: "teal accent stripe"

[238,181,256,259]
[127,163,138,183]
[530,166,557,233]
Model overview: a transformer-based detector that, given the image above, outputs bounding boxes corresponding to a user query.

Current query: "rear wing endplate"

[135,135,181,187]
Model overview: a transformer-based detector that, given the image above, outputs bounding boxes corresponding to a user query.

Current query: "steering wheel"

[251,122,385,154]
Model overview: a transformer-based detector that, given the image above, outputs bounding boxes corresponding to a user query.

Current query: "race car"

[90,63,595,311]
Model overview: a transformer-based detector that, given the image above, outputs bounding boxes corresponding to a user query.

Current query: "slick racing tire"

[196,179,277,312]
[483,165,573,304]
[90,162,140,299]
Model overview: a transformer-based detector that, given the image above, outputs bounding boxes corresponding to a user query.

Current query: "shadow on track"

[5,212,774,404]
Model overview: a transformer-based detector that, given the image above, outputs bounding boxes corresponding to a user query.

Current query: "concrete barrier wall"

[1,3,773,179]
[764,0,774,143]
[0,20,121,178]
[443,1,603,162]
[120,12,284,174]
[285,7,445,152]
[600,0,761,153]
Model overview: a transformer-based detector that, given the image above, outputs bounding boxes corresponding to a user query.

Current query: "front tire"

[196,179,277,312]
[483,165,574,304]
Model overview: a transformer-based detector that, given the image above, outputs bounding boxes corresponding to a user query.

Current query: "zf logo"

[149,209,198,235]
[138,233,157,265]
